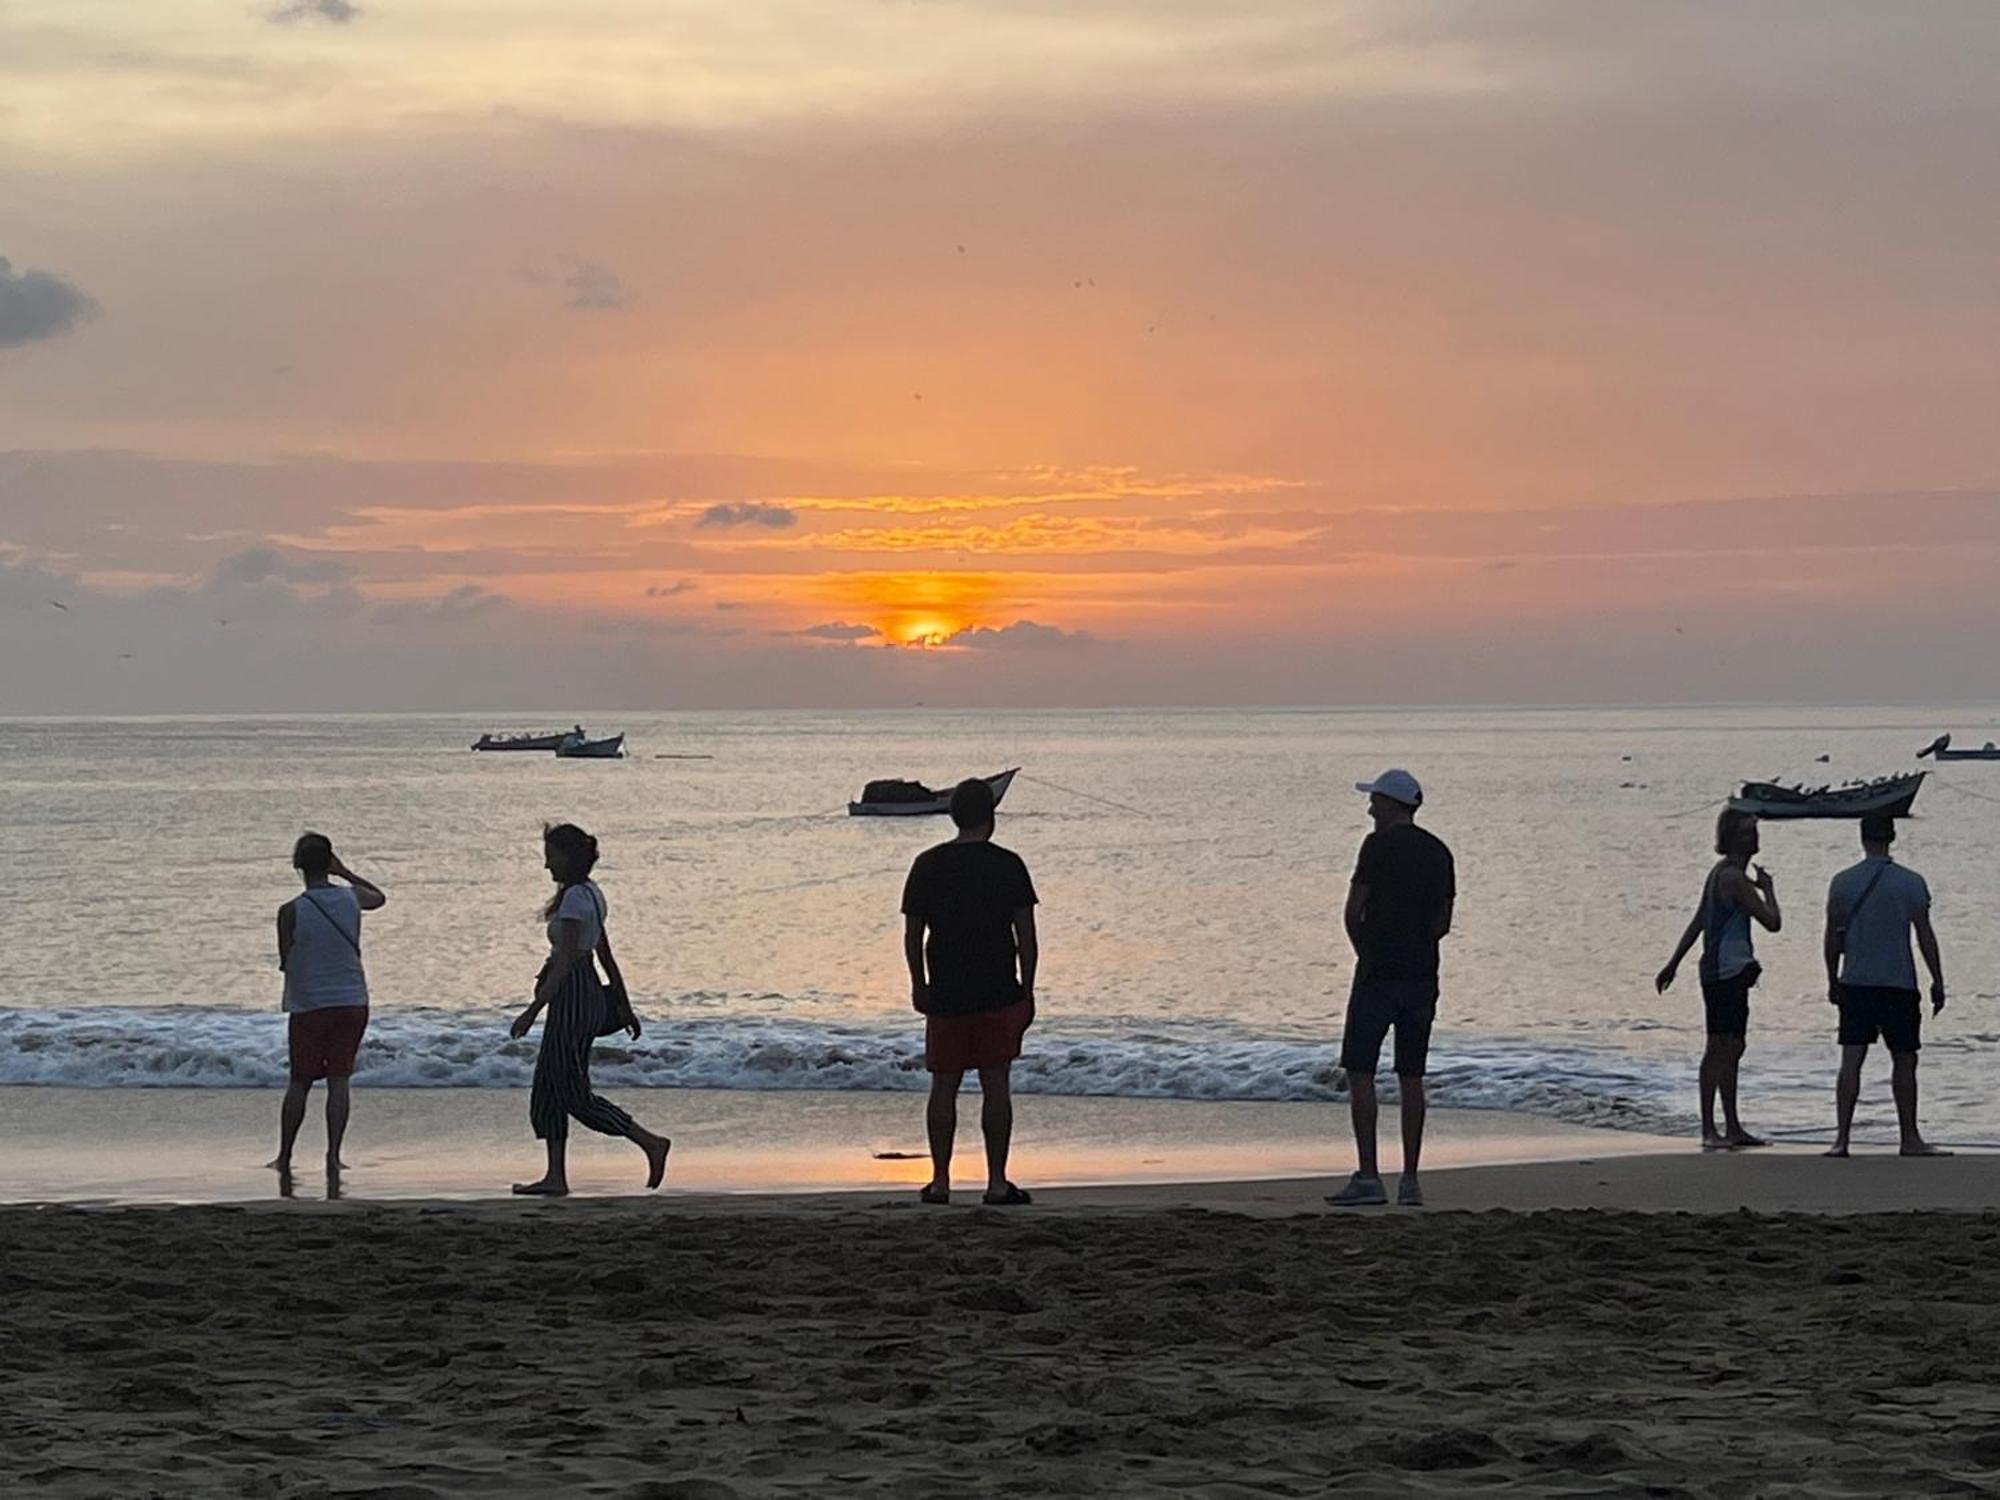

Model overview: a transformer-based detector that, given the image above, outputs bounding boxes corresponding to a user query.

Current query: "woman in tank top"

[1656,808,1782,1151]
[508,822,671,1195]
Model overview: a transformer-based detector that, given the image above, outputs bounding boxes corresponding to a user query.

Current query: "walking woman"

[1656,807,1782,1151]
[510,823,671,1195]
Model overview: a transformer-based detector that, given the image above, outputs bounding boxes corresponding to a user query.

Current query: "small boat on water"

[556,732,626,760]
[473,727,580,752]
[849,767,1018,818]
[1918,734,2000,762]
[1730,772,1925,821]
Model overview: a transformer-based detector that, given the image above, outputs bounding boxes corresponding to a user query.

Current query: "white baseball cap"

[1355,768,1423,807]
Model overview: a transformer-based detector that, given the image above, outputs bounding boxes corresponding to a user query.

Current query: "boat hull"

[1729,772,1924,820]
[848,768,1018,817]
[556,734,625,760]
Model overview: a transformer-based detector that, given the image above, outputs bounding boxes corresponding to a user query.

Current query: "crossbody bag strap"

[1836,862,1892,956]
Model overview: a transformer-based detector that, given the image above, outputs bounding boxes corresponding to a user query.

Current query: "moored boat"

[472,727,581,752]
[848,767,1018,817]
[1918,734,2000,762]
[556,732,625,760]
[1729,772,1925,820]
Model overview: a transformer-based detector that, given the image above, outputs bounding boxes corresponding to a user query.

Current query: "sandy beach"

[9,1149,2000,1496]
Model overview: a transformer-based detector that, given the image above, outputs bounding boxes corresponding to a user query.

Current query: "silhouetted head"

[1355,769,1422,829]
[1715,808,1760,861]
[1860,814,1897,853]
[542,823,600,915]
[293,831,334,880]
[949,778,997,833]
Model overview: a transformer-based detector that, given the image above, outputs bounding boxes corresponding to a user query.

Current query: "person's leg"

[516,1014,573,1194]
[1719,1034,1764,1147]
[1892,1051,1948,1155]
[1698,1037,1724,1146]
[325,1076,351,1168]
[1349,1073,1379,1177]
[559,1035,672,1188]
[1827,1044,1866,1156]
[976,1065,1016,1198]
[925,1069,963,1199]
[1399,1076,1427,1175]
[273,1079,311,1171]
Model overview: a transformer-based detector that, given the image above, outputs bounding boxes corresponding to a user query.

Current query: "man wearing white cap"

[1328,769,1455,1207]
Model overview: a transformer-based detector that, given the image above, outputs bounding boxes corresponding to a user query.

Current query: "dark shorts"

[288,1006,369,1083]
[926,999,1033,1074]
[1838,985,1922,1054]
[1339,978,1438,1077]
[1700,965,1759,1038]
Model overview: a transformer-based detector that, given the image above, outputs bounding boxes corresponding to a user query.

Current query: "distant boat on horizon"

[1918,734,2000,762]
[556,732,626,760]
[849,767,1019,818]
[472,727,582,752]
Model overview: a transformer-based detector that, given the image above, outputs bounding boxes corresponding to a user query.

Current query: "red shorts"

[288,1006,369,1083]
[925,999,1032,1074]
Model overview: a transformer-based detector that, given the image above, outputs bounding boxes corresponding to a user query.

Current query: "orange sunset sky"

[5,2,2000,709]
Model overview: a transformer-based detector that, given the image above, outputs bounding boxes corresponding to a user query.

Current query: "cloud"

[268,0,360,24]
[791,621,878,641]
[563,262,627,311]
[645,578,696,598]
[0,258,98,349]
[696,502,798,530]
[207,546,354,588]
[372,584,505,624]
[945,619,1099,651]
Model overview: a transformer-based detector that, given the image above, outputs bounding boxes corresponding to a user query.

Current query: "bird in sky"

[46,599,69,611]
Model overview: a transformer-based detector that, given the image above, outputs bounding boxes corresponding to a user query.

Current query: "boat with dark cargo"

[1729,772,1924,820]
[472,727,581,752]
[1918,734,2000,762]
[848,767,1018,817]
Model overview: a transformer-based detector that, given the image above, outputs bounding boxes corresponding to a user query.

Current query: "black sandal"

[981,1185,1033,1206]
[919,1183,951,1205]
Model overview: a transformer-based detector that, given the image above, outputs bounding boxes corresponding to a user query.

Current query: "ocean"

[5,705,1999,1145]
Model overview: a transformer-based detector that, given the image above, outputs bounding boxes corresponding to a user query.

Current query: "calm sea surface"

[5,706,2000,1142]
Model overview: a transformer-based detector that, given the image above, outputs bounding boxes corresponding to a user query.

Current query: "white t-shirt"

[547,880,605,957]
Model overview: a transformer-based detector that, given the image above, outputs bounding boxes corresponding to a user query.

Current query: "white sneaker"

[1325,1173,1388,1207]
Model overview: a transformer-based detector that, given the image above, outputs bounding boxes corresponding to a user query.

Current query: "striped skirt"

[530,958,639,1145]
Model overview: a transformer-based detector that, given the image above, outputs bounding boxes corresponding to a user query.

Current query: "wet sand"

[9,1151,2000,1496]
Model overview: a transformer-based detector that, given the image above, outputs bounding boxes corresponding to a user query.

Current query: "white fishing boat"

[556,732,626,760]
[848,767,1018,817]
[1729,772,1924,820]
[472,727,579,751]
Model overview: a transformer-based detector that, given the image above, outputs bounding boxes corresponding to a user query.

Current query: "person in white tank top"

[273,832,386,1187]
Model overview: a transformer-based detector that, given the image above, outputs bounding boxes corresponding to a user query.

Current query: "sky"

[5,0,2000,711]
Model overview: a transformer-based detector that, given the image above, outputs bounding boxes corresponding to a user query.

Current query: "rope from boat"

[1016,772,1154,820]
[1932,779,2000,809]
[1661,796,1725,821]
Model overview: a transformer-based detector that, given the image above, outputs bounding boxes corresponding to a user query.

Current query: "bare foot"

[919,1182,950,1205]
[1901,1141,1954,1157]
[645,1136,672,1190]
[327,1154,348,1171]
[512,1178,570,1196]
[267,1157,291,1171]
[1823,1144,1850,1158]
[1725,1130,1767,1148]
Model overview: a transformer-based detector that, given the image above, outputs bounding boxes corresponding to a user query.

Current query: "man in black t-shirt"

[1328,768,1455,1209]
[900,778,1040,1206]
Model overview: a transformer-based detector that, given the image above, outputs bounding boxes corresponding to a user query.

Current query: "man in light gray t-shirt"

[1822,815,1946,1158]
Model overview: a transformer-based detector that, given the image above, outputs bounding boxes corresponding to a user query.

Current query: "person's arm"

[1431,897,1454,942]
[327,854,385,912]
[1729,864,1781,932]
[277,902,296,971]
[1013,907,1038,1020]
[513,916,586,1037]
[903,913,929,1011]
[1823,890,1845,1006]
[1915,908,1946,1014]
[1656,905,1703,993]
[1344,882,1369,958]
